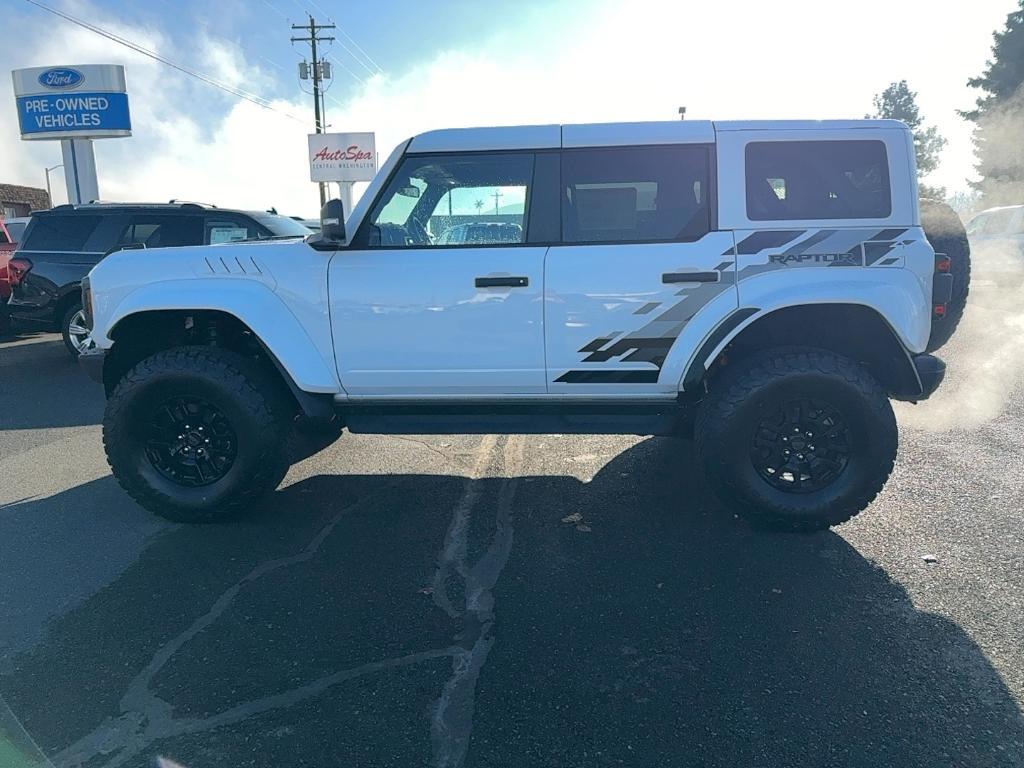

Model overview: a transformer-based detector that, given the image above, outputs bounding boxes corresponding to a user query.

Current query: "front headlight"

[81,276,93,330]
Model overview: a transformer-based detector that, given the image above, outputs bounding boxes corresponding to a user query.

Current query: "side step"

[338,399,690,436]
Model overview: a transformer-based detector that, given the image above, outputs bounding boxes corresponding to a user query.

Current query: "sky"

[0,0,1019,216]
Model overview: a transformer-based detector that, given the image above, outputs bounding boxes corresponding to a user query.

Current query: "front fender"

[97,279,341,394]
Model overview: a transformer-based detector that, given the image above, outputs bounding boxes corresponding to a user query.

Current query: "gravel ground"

[0,286,1021,768]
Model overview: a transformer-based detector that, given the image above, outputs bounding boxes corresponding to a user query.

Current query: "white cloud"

[0,0,1015,214]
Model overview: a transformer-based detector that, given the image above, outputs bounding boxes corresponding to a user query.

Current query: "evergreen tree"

[963,3,1024,206]
[867,80,947,199]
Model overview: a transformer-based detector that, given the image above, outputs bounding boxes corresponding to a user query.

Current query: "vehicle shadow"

[0,438,1021,768]
[0,334,102,430]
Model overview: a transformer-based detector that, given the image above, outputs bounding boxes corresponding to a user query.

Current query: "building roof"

[0,183,51,211]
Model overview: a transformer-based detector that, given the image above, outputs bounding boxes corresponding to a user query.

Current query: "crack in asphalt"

[48,433,526,768]
[51,486,433,768]
[430,435,525,768]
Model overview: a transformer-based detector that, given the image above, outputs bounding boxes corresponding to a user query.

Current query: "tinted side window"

[117,216,203,249]
[22,215,103,251]
[366,153,534,247]
[561,145,711,243]
[745,140,891,221]
[205,216,263,245]
[6,222,27,242]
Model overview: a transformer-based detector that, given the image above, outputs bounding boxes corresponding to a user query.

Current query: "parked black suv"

[6,202,312,357]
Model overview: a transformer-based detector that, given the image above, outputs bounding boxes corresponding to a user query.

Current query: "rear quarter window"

[745,140,891,221]
[6,221,27,242]
[21,215,103,251]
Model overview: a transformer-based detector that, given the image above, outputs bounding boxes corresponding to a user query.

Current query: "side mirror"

[321,198,346,242]
[310,198,346,251]
[397,185,421,198]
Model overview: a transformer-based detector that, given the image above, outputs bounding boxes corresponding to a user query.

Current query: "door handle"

[475,276,529,288]
[662,271,719,284]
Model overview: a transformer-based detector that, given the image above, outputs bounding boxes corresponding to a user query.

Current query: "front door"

[330,151,548,396]
[545,142,737,394]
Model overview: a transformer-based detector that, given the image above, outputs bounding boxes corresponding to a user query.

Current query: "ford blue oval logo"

[38,68,84,89]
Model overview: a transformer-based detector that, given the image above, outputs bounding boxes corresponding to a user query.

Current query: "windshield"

[250,213,314,238]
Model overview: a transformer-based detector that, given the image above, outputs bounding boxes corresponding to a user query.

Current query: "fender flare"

[680,301,923,399]
[103,279,341,394]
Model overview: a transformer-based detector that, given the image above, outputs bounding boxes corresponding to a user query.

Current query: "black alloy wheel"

[144,396,238,487]
[750,398,851,493]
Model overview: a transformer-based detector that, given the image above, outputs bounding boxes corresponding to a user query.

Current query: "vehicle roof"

[36,202,285,217]
[407,119,909,153]
[972,204,1024,215]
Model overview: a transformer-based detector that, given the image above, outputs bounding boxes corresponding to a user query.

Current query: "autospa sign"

[11,64,132,140]
[308,132,376,182]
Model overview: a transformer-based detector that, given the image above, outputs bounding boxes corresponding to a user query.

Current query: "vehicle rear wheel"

[921,198,971,353]
[695,348,897,531]
[103,346,295,522]
[61,301,91,358]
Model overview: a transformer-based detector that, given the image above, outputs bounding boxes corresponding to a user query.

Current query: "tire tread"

[695,348,897,531]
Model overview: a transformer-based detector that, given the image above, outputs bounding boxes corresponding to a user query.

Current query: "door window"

[745,140,891,220]
[205,216,263,245]
[21,215,102,251]
[364,153,534,247]
[116,216,203,249]
[560,145,711,243]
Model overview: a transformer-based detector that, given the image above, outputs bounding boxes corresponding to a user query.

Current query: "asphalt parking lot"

[1,286,1023,768]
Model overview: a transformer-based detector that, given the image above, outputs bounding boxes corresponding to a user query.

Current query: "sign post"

[308,132,376,218]
[11,65,132,205]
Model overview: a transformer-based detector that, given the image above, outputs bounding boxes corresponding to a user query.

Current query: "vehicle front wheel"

[103,346,295,522]
[61,301,90,358]
[695,348,897,531]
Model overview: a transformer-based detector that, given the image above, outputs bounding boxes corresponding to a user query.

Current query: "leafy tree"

[867,80,947,199]
[962,3,1024,206]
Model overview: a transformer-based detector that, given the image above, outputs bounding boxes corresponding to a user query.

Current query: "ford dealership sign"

[12,64,131,140]
[37,68,84,89]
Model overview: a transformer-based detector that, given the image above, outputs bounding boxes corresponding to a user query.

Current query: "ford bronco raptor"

[80,120,969,530]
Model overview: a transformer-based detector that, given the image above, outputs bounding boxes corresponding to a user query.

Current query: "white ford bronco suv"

[80,119,970,530]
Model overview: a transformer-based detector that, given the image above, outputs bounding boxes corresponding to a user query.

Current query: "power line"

[328,36,380,77]
[284,0,384,76]
[334,24,385,75]
[259,0,289,20]
[325,53,368,88]
[23,0,306,124]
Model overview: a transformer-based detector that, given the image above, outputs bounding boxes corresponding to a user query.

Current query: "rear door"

[545,135,736,394]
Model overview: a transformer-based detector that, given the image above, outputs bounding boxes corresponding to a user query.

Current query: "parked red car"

[2,217,22,330]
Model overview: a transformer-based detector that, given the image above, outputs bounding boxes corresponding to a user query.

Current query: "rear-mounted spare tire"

[921,198,971,353]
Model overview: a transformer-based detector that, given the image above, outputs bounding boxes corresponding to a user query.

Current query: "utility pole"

[292,14,335,207]
[492,190,503,214]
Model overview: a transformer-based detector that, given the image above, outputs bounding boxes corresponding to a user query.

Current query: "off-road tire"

[60,301,88,359]
[921,198,971,353]
[103,346,295,522]
[695,348,897,531]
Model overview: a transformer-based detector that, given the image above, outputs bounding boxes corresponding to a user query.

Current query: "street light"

[45,164,63,206]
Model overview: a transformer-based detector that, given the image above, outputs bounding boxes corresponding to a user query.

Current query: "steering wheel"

[406,216,432,246]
